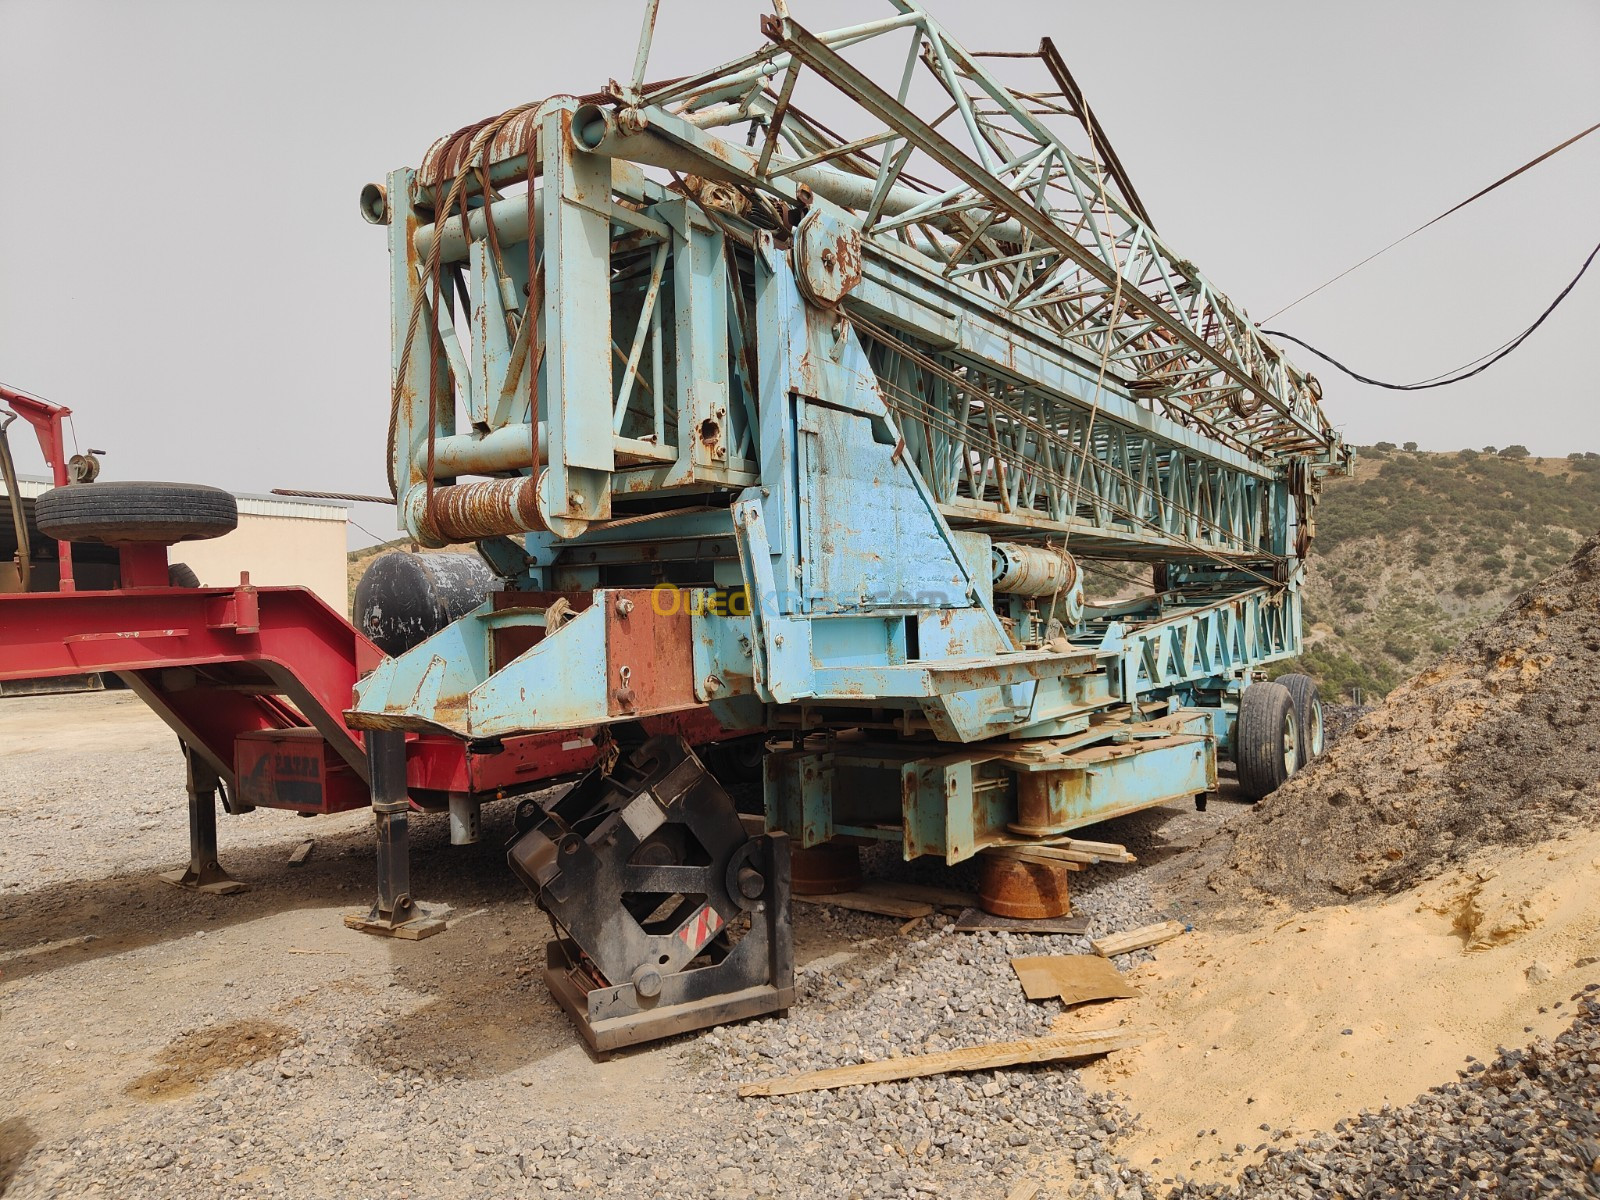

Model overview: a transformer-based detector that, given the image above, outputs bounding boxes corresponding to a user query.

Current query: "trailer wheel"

[35,481,237,544]
[1235,681,1299,801]
[1276,673,1324,768]
[167,562,201,588]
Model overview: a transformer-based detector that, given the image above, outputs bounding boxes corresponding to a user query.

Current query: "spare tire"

[35,481,237,544]
[167,562,201,588]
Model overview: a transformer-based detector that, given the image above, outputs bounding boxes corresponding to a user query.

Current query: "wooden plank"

[861,879,979,910]
[288,839,315,867]
[1005,1183,1041,1200]
[981,846,1084,871]
[983,839,1135,866]
[1064,837,1135,858]
[792,891,933,920]
[738,1028,1140,1098]
[950,908,1090,935]
[1091,919,1186,958]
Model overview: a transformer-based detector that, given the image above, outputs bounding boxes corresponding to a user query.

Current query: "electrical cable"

[1264,119,1600,321]
[1263,235,1600,391]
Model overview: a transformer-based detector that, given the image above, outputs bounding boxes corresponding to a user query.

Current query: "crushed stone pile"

[1219,530,1600,907]
[1162,990,1600,1199]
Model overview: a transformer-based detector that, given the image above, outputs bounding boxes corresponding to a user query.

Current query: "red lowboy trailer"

[0,394,738,933]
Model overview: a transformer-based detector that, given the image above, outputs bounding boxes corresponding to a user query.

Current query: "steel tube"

[413,190,546,264]
[1013,773,1055,833]
[367,730,412,914]
[405,476,547,544]
[573,104,1030,247]
[992,543,1079,597]
[413,422,546,476]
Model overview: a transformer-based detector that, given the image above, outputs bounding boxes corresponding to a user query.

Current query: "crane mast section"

[354,0,1346,845]
[628,7,1344,471]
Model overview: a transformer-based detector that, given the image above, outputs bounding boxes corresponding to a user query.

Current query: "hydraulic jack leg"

[159,744,248,895]
[344,730,446,940]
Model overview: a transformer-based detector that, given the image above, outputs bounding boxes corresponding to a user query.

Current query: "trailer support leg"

[159,744,248,895]
[344,730,446,940]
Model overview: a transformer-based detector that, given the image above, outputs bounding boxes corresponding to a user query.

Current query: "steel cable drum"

[992,543,1086,628]
[353,550,495,657]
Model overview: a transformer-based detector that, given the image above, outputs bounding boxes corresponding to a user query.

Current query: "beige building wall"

[171,497,350,615]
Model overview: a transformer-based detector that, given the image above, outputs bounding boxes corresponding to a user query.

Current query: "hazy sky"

[2,1,1596,547]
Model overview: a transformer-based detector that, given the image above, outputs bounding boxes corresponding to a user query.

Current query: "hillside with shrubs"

[1274,443,1600,699]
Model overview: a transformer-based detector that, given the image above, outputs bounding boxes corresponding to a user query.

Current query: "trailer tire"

[167,562,201,588]
[35,481,237,544]
[1277,673,1324,768]
[1235,681,1300,802]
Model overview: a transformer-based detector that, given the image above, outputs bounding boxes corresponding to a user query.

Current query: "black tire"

[167,562,201,588]
[1277,673,1324,768]
[35,481,237,545]
[1235,681,1300,802]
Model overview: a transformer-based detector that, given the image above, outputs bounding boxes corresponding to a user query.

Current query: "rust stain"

[422,477,545,542]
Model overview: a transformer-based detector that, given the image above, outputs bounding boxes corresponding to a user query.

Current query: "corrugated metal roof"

[0,475,348,523]
[236,496,347,522]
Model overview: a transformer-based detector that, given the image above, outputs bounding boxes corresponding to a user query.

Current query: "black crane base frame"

[509,735,794,1052]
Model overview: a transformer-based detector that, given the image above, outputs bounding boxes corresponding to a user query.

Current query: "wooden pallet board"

[1091,919,1186,958]
[986,839,1137,866]
[1010,954,1138,1004]
[737,1028,1140,1097]
[792,891,933,920]
[950,908,1090,935]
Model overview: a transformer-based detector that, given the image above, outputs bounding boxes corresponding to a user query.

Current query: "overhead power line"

[1264,236,1600,391]
[1264,119,1600,322]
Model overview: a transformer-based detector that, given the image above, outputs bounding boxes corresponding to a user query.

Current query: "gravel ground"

[3,689,1593,1199]
[1163,992,1600,1199]
[0,691,1201,1200]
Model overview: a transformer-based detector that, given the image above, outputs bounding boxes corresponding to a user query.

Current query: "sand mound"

[1217,530,1600,908]
[1094,829,1600,1186]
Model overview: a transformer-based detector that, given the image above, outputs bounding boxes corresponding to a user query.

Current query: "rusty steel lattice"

[629,4,1343,463]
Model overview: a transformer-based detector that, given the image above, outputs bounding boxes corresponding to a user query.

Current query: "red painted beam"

[0,585,745,808]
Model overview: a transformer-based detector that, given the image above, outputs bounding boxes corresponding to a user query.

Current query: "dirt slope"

[1215,530,1600,909]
